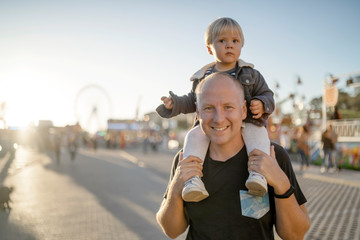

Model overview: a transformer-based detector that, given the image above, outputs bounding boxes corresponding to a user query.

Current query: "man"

[156,72,310,239]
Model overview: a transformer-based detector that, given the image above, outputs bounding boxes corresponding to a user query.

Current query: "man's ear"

[242,100,247,120]
[196,102,200,116]
[207,45,213,55]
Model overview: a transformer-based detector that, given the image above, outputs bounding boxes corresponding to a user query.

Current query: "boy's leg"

[182,125,210,202]
[242,123,270,197]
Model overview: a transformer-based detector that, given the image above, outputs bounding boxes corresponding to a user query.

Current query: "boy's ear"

[207,45,213,55]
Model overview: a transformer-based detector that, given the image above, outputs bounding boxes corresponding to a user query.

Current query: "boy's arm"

[156,91,196,118]
[246,68,274,116]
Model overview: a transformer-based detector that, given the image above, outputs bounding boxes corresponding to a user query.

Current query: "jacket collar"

[190,59,254,81]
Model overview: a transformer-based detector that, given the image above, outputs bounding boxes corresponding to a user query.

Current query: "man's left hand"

[248,146,289,189]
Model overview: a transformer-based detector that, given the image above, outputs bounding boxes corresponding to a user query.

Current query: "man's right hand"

[170,153,204,196]
[161,96,174,110]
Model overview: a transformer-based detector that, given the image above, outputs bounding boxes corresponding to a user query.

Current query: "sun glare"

[2,81,54,128]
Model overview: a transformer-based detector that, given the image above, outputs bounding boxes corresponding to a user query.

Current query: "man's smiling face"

[196,74,246,147]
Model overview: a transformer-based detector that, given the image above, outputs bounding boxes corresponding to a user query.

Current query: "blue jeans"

[323,149,333,169]
[298,149,309,167]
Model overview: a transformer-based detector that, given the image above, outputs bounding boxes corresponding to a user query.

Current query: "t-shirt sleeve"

[163,150,181,199]
[273,144,307,205]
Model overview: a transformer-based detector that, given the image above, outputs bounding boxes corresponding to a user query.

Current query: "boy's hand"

[161,96,174,110]
[250,99,264,119]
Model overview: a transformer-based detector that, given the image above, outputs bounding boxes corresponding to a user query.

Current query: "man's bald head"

[195,72,245,106]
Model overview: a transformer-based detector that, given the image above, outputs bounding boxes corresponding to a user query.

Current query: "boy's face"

[207,30,242,70]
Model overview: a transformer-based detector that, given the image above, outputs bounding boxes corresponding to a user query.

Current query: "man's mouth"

[212,126,229,131]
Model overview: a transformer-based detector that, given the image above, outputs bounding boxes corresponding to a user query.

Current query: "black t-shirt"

[164,144,307,240]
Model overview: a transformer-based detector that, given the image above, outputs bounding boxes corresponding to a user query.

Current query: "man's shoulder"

[271,143,293,172]
[272,143,290,160]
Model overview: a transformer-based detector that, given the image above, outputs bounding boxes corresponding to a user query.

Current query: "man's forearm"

[275,198,310,240]
[156,194,188,238]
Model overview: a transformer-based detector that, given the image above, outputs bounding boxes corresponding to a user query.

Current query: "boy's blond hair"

[205,17,245,47]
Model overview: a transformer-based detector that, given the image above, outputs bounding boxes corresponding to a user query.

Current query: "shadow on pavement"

[0,153,37,240]
[44,149,168,240]
[0,152,16,184]
[0,211,37,240]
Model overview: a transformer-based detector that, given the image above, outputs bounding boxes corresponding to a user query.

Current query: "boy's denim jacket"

[156,59,274,127]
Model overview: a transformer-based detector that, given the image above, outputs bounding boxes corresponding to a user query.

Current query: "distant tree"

[309,96,322,111]
[308,89,360,119]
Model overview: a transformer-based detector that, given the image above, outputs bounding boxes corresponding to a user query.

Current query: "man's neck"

[208,136,244,162]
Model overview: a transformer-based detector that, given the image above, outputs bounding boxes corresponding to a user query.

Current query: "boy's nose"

[226,42,233,48]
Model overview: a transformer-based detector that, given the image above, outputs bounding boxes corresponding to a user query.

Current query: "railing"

[328,119,360,142]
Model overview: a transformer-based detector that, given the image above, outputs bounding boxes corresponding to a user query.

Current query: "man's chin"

[208,136,229,146]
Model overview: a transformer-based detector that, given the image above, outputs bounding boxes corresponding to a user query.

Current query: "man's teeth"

[214,126,227,131]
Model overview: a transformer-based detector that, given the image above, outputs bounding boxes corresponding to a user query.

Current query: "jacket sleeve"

[239,67,274,127]
[156,91,196,118]
[250,69,275,116]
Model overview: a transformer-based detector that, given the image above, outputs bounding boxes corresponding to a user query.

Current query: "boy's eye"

[233,39,239,43]
[219,39,224,43]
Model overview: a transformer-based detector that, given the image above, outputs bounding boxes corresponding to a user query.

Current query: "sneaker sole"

[245,180,267,197]
[182,189,209,202]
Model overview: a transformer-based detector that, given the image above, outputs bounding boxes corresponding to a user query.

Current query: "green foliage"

[309,88,360,119]
[337,89,360,112]
[312,156,360,171]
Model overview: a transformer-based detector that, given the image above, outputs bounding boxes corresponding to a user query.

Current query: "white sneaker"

[245,171,268,197]
[182,175,209,202]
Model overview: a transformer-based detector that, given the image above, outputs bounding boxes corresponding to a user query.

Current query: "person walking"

[296,125,310,171]
[321,126,335,173]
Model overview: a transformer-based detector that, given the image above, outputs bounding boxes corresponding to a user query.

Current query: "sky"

[1,0,359,133]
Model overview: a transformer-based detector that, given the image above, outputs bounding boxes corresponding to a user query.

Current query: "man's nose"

[213,109,225,122]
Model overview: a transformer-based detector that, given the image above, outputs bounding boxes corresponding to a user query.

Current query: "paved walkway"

[0,146,359,240]
[125,147,360,240]
[126,146,360,189]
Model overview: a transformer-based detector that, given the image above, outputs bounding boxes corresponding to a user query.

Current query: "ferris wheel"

[74,84,113,134]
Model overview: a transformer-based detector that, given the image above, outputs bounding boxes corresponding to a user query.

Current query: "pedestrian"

[321,126,335,173]
[331,106,342,120]
[330,125,339,171]
[156,73,310,240]
[53,132,62,164]
[67,132,78,161]
[296,125,310,171]
[279,126,291,153]
[156,17,274,200]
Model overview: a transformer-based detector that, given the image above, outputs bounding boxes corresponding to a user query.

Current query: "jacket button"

[246,79,250,84]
